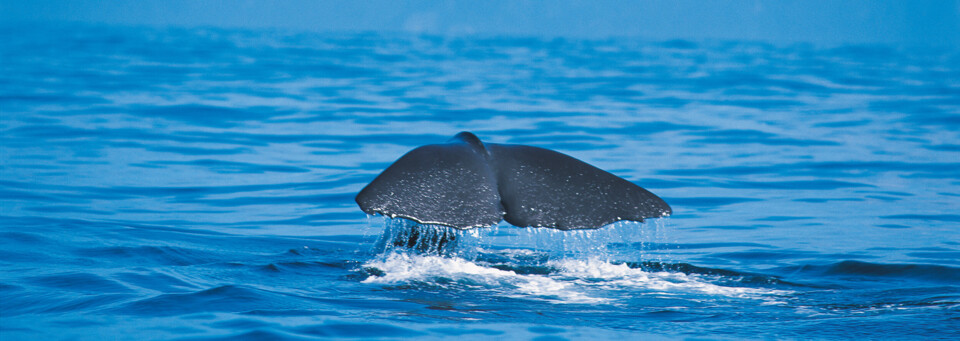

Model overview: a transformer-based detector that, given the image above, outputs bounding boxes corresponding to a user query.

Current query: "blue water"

[1,24,959,340]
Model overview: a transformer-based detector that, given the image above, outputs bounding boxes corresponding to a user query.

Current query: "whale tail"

[356,132,671,230]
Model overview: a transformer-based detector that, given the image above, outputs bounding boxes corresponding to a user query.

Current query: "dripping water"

[364,215,671,264]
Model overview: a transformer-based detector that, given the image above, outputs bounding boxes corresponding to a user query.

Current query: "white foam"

[362,253,791,305]
[550,258,791,299]
[362,253,603,304]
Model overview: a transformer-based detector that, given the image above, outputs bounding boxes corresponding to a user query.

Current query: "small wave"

[28,272,133,294]
[115,285,320,317]
[73,245,216,267]
[789,260,960,283]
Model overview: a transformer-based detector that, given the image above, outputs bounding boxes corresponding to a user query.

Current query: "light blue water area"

[1,25,959,340]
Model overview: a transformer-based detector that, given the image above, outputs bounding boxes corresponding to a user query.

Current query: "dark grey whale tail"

[356,132,671,230]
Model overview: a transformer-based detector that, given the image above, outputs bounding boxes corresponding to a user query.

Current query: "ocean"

[1,24,958,340]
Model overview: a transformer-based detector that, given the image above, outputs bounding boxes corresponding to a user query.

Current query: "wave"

[785,260,960,283]
[115,285,318,317]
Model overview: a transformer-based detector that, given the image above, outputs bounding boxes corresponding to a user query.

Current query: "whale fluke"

[356,132,671,230]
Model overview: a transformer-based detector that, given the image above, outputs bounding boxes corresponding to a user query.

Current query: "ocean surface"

[1,24,958,340]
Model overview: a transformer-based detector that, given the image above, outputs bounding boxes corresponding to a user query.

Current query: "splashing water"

[361,216,787,305]
[366,215,669,259]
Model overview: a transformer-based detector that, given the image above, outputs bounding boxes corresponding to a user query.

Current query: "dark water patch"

[871,99,953,115]
[50,318,111,327]
[147,159,311,174]
[242,309,342,317]
[6,293,135,315]
[208,318,278,330]
[623,261,804,287]
[114,272,200,292]
[721,87,788,97]
[430,327,504,336]
[659,39,698,49]
[336,97,388,106]
[0,189,70,203]
[793,197,865,203]
[74,245,218,267]
[875,224,911,229]
[0,93,110,105]
[924,144,960,152]
[117,285,320,317]
[641,96,692,108]
[291,323,426,338]
[881,214,960,222]
[0,283,23,292]
[633,310,711,323]
[487,264,557,276]
[708,99,806,110]
[3,153,58,161]
[865,195,902,202]
[811,286,960,317]
[25,205,114,215]
[869,190,914,197]
[257,260,356,275]
[788,260,960,283]
[903,113,960,131]
[28,273,133,293]
[813,120,872,128]
[0,231,55,245]
[906,251,960,260]
[827,44,900,60]
[130,163,167,169]
[0,248,57,265]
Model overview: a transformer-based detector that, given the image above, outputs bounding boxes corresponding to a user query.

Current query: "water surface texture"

[2,25,959,340]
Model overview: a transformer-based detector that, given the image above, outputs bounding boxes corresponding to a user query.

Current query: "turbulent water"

[1,25,959,340]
